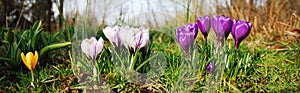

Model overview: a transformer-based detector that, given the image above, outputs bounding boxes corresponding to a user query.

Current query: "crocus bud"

[231,19,252,50]
[176,23,198,59]
[103,26,121,48]
[206,62,215,73]
[197,15,211,39]
[212,15,233,46]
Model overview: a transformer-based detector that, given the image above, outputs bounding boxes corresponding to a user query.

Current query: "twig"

[15,6,24,31]
[68,51,75,75]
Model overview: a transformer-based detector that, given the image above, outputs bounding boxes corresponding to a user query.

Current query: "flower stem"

[31,71,34,82]
[31,71,35,88]
[129,55,134,70]
[204,38,209,61]
[92,59,98,81]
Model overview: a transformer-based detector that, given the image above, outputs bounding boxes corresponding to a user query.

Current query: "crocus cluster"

[193,15,252,50]
[212,15,252,49]
[177,15,252,73]
[103,25,150,53]
[175,16,211,58]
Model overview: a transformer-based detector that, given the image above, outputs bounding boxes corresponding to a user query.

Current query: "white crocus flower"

[118,26,150,52]
[80,37,104,60]
[135,27,150,50]
[119,26,136,49]
[103,26,121,48]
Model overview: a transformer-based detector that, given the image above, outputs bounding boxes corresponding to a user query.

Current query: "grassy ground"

[0,25,299,92]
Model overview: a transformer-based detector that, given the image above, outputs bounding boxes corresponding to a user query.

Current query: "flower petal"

[103,27,115,42]
[176,26,193,51]
[103,26,121,47]
[81,37,97,59]
[119,26,135,49]
[25,52,34,71]
[81,39,91,59]
[31,51,38,70]
[21,52,27,66]
[212,15,224,37]
[140,28,150,48]
[95,37,104,56]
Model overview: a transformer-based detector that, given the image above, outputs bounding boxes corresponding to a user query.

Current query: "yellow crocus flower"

[21,51,38,71]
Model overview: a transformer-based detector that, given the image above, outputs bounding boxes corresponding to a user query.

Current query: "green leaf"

[31,21,43,50]
[0,57,13,63]
[40,42,71,56]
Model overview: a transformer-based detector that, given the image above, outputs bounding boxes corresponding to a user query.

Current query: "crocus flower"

[197,15,211,39]
[135,27,150,50]
[176,23,198,59]
[118,26,150,69]
[119,26,150,53]
[231,19,252,50]
[119,26,135,50]
[81,37,104,60]
[103,26,121,49]
[185,23,199,39]
[212,15,233,46]
[21,51,38,71]
[21,51,38,87]
[81,37,104,79]
[206,62,215,73]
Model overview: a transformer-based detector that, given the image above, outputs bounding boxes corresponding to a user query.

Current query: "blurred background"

[1,0,299,43]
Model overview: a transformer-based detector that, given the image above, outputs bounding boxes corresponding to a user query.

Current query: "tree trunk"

[59,0,64,29]
[48,0,52,32]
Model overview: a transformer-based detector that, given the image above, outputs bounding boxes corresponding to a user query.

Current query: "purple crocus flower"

[212,15,233,46]
[185,23,199,39]
[197,15,211,39]
[175,23,198,59]
[206,62,215,73]
[231,19,252,50]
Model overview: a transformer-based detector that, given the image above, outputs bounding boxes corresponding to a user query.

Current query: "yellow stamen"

[89,40,93,44]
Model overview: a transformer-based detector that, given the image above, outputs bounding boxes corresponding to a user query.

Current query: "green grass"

[0,25,299,92]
